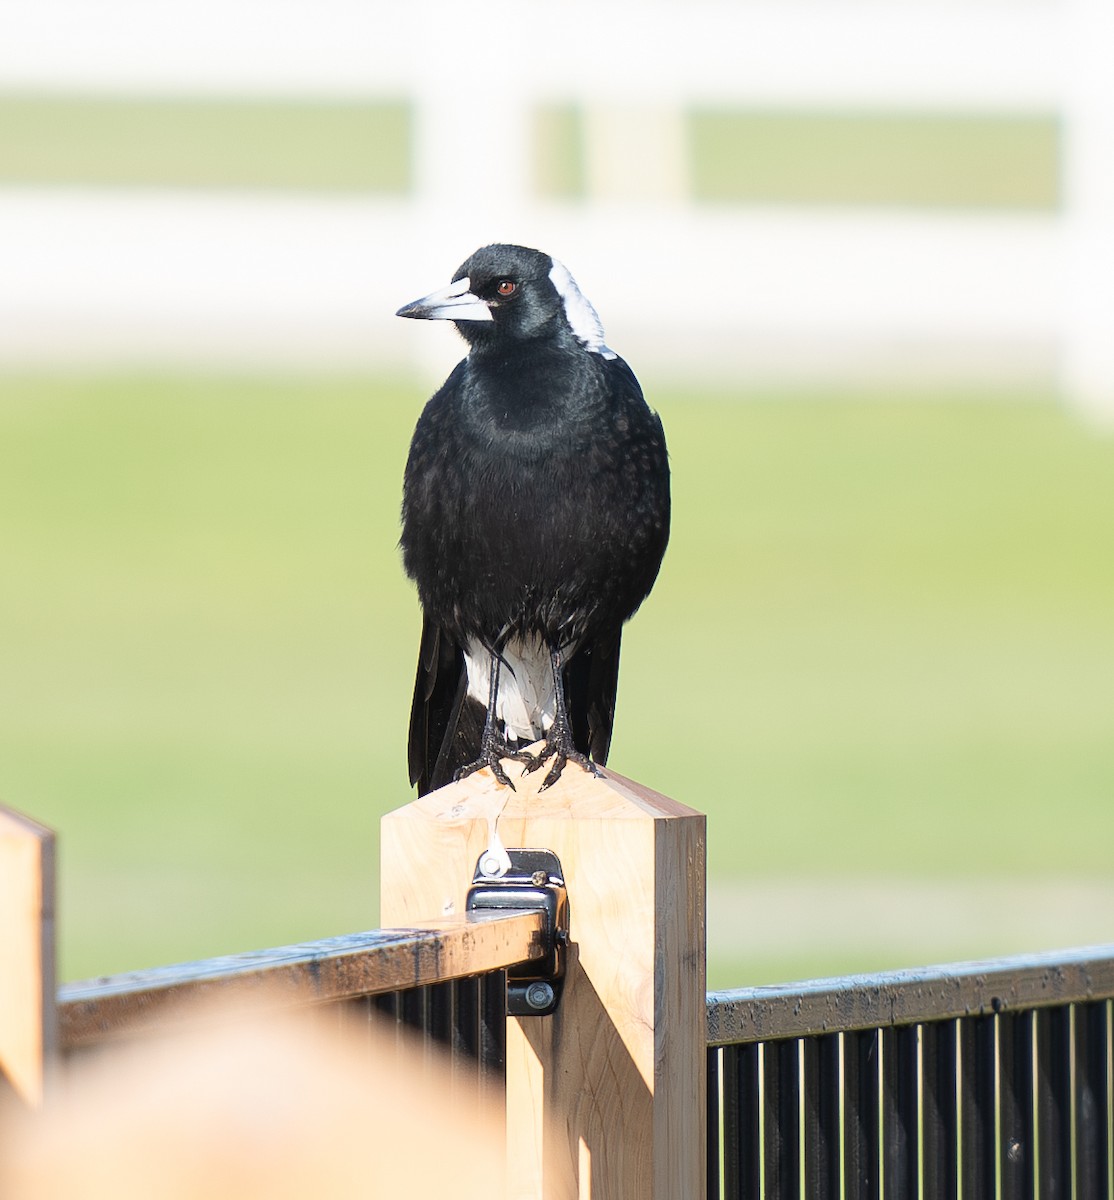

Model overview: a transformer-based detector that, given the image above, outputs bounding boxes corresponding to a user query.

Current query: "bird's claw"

[455,735,536,791]
[522,727,599,791]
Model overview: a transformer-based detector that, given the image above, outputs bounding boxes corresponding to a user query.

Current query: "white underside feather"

[464,635,563,743]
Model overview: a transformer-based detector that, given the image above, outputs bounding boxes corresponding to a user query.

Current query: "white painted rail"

[0,0,1111,413]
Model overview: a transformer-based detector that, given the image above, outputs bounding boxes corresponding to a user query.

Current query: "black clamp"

[466,848,568,1017]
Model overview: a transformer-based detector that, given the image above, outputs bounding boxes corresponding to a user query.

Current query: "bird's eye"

[496,279,516,296]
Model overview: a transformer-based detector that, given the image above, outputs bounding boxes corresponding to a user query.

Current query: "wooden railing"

[1,766,708,1199]
[8,789,1114,1197]
[56,912,544,1050]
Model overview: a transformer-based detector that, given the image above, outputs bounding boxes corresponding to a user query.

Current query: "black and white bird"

[397,244,670,796]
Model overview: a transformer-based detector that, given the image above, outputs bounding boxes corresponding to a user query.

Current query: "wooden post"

[0,805,57,1107]
[380,760,706,1200]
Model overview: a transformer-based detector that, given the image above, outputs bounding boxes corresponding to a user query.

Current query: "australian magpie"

[397,244,670,796]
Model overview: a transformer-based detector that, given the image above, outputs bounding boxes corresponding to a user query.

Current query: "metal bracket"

[466,848,568,1017]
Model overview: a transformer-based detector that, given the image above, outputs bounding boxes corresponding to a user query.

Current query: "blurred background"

[1,0,1112,989]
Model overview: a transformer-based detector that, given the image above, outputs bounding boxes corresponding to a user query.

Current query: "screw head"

[524,982,555,1011]
[531,870,548,887]
[480,853,506,878]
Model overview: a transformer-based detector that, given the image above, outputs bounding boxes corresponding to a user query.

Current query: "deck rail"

[57,910,545,1072]
[8,799,1112,1194]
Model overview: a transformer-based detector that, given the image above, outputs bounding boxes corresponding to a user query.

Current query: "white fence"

[1,0,1111,413]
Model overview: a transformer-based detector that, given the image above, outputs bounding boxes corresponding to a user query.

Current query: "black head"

[396,243,613,356]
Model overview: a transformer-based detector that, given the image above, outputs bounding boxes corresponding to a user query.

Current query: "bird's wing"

[408,617,486,796]
[564,629,622,766]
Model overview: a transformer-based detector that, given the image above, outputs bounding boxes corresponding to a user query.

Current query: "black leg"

[454,650,534,790]
[523,645,600,791]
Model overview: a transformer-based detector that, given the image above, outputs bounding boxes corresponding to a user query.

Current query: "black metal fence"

[706,944,1114,1199]
[368,973,508,1081]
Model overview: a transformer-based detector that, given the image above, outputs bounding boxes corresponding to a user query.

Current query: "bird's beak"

[395,276,494,323]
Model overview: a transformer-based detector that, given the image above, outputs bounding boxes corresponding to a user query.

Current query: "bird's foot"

[454,730,536,791]
[522,720,600,792]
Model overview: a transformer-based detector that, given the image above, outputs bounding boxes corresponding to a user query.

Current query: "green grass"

[535,105,1059,208]
[0,94,411,190]
[688,111,1061,209]
[2,375,1112,985]
[1,93,1058,208]
[533,106,587,200]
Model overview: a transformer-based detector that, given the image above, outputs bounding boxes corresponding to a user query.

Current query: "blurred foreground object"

[0,1003,505,1199]
[0,807,56,1107]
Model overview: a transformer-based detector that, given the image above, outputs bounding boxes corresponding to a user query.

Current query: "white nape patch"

[464,635,559,744]
[548,259,618,359]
